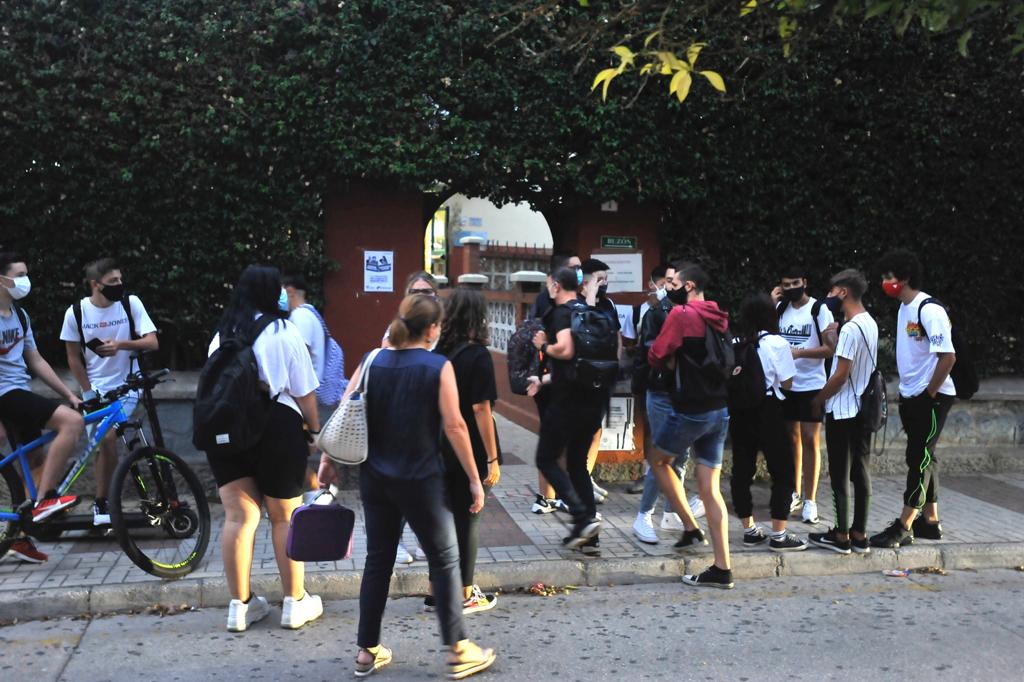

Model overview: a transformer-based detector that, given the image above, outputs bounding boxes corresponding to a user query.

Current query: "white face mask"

[654,286,668,302]
[3,276,31,300]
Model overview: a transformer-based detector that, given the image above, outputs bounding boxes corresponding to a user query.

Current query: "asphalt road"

[4,569,1023,681]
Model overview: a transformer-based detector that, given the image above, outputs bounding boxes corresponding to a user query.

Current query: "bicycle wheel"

[0,463,26,555]
[110,446,211,579]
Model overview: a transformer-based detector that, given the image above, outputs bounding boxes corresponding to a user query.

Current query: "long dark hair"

[436,288,489,355]
[387,293,443,347]
[216,264,286,341]
[739,293,779,340]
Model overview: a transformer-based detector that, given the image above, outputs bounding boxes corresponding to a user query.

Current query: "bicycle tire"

[0,462,26,555]
[109,446,211,579]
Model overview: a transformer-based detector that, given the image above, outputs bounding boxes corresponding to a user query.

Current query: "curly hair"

[436,288,490,355]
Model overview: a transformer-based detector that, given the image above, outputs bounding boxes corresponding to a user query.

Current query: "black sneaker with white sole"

[563,518,601,549]
[870,519,914,548]
[911,516,943,540]
[808,528,852,554]
[682,564,734,589]
[673,528,708,550]
[579,535,601,557]
[743,526,768,546]
[769,532,808,552]
[851,536,871,554]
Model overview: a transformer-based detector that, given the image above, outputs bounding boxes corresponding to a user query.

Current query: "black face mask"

[100,282,125,303]
[823,295,843,316]
[666,286,688,305]
[782,286,805,303]
[597,284,608,299]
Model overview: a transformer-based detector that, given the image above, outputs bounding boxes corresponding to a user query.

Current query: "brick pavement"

[2,415,1023,595]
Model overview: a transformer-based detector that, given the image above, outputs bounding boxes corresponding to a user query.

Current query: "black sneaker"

[563,518,601,549]
[626,477,646,495]
[579,535,601,557]
[92,498,111,526]
[743,525,769,546]
[682,564,734,589]
[870,519,914,548]
[850,535,871,554]
[809,528,852,554]
[423,595,436,612]
[769,532,808,553]
[912,516,943,540]
[674,528,708,549]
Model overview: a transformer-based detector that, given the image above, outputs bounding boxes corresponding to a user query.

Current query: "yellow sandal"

[354,644,392,677]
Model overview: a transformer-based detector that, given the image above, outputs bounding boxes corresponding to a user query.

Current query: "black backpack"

[917,298,978,400]
[728,333,770,412]
[568,301,619,390]
[506,317,544,395]
[192,315,278,456]
[848,321,887,432]
[672,322,736,411]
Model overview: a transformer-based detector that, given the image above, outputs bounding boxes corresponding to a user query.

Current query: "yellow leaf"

[699,70,726,92]
[740,0,757,17]
[779,17,798,40]
[644,30,661,47]
[783,42,792,58]
[591,67,619,100]
[687,42,706,67]
[639,62,655,75]
[656,51,686,71]
[612,45,636,68]
[672,70,692,102]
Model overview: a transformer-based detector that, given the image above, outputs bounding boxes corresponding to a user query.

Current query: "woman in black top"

[435,288,501,613]
[318,294,496,679]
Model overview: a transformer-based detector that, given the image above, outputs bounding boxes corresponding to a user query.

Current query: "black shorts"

[0,389,61,446]
[781,389,824,424]
[206,402,309,499]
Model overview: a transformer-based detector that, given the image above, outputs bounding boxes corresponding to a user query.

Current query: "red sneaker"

[32,495,79,522]
[7,537,48,563]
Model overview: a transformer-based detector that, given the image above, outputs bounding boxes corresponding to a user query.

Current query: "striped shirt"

[825,312,879,420]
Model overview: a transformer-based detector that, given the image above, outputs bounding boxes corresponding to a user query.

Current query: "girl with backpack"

[728,294,808,553]
[203,265,324,632]
[318,293,497,679]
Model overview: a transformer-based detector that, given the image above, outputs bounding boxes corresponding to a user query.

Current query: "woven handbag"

[317,348,383,465]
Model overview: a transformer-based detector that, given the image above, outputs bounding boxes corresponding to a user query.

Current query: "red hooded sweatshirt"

[648,300,731,411]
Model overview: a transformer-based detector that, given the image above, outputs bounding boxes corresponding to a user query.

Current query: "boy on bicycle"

[0,252,84,563]
[60,258,158,526]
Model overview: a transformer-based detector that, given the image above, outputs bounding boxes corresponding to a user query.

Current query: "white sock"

[771,529,787,540]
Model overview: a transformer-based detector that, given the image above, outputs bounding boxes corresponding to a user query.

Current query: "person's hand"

[791,347,803,359]
[67,394,82,410]
[483,460,501,488]
[770,286,783,304]
[317,457,339,489]
[468,479,485,514]
[926,387,938,399]
[526,375,541,397]
[96,340,120,357]
[532,330,547,351]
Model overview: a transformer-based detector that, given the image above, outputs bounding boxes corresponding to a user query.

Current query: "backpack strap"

[13,303,28,336]
[810,298,824,345]
[72,299,88,365]
[447,341,474,363]
[246,314,280,345]
[916,297,943,340]
[122,294,139,340]
[775,300,789,317]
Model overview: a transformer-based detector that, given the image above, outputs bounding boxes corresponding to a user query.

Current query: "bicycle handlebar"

[78,368,171,413]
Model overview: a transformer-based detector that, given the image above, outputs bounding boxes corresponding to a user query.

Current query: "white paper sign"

[364,250,394,292]
[593,252,643,293]
[599,396,635,451]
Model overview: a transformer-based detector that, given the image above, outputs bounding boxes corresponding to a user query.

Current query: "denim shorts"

[646,391,729,469]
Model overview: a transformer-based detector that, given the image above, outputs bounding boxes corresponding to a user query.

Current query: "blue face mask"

[278,288,289,312]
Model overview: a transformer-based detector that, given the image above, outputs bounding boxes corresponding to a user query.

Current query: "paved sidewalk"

[2,415,1023,621]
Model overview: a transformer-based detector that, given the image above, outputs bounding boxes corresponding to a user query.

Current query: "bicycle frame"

[0,398,135,521]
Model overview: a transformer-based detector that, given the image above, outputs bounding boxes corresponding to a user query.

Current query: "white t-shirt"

[208,318,319,417]
[60,296,158,394]
[288,305,326,381]
[778,297,834,392]
[757,332,797,400]
[826,312,879,420]
[615,303,637,341]
[896,292,956,398]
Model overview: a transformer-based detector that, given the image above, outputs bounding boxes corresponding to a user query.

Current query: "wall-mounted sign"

[364,250,394,292]
[593,251,643,293]
[600,200,619,212]
[600,235,637,249]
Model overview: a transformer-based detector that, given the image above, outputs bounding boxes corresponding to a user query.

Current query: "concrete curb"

[2,542,1022,623]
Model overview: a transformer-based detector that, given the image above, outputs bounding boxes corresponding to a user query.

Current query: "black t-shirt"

[529,290,554,321]
[543,302,606,402]
[439,342,497,476]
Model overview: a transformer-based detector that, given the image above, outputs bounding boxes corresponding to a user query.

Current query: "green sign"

[600,235,637,249]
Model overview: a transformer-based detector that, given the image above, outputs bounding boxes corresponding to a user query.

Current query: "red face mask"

[882,280,904,298]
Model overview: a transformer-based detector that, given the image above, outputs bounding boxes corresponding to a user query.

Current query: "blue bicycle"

[0,369,210,579]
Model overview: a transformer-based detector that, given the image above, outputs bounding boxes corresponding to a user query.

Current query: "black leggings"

[445,463,482,588]
[729,397,794,521]
[825,412,872,534]
[899,392,954,509]
[534,393,604,523]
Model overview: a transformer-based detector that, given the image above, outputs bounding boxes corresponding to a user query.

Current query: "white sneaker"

[688,495,706,520]
[591,477,609,499]
[789,492,802,515]
[802,500,819,524]
[227,595,270,632]
[412,546,427,562]
[395,544,414,565]
[660,512,684,531]
[281,592,323,629]
[632,513,659,544]
[593,488,607,505]
[551,499,570,513]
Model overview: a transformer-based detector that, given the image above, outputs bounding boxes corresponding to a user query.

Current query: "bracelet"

[309,428,321,435]
[540,342,548,354]
[488,458,498,464]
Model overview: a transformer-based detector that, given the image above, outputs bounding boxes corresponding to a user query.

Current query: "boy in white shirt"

[809,269,878,554]
[870,250,956,549]
[61,258,158,526]
[771,265,835,524]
